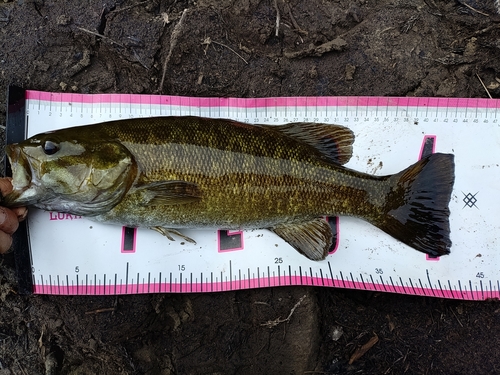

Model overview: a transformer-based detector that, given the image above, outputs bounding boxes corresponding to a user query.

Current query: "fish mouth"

[3,144,34,206]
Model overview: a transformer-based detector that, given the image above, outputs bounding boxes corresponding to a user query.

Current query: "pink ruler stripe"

[32,277,498,300]
[26,90,500,109]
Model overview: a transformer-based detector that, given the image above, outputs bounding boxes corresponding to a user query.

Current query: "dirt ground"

[0,0,500,374]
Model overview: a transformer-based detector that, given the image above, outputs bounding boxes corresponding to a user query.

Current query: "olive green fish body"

[4,116,455,260]
[90,118,386,229]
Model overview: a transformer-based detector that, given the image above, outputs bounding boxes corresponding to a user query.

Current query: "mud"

[1,0,500,374]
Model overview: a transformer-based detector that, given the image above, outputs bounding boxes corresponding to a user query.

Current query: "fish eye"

[42,140,60,155]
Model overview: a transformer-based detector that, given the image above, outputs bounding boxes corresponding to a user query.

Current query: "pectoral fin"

[136,181,201,206]
[269,218,332,261]
[151,227,197,244]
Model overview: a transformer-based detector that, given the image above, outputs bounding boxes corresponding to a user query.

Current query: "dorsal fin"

[263,122,354,165]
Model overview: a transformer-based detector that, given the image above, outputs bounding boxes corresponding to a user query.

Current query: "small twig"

[284,1,308,35]
[159,8,188,93]
[473,24,500,36]
[461,2,490,17]
[476,73,493,99]
[349,333,379,365]
[76,26,125,47]
[449,307,464,328]
[85,307,116,315]
[109,0,149,15]
[261,294,306,328]
[274,0,280,37]
[15,359,28,375]
[202,38,248,65]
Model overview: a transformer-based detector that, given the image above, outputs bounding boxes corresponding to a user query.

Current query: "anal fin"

[269,218,333,261]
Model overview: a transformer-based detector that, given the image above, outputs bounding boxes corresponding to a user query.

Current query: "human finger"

[0,178,13,197]
[0,230,13,254]
[0,206,20,235]
[11,207,28,222]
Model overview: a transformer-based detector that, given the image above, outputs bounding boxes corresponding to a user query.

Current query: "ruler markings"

[339,271,346,289]
[417,279,427,297]
[447,280,455,299]
[369,274,377,292]
[349,272,356,290]
[408,279,416,296]
[327,262,334,287]
[125,263,129,294]
[426,269,435,297]
[20,91,500,300]
[229,261,232,290]
[458,280,464,300]
[389,277,396,294]
[380,276,387,292]
[360,274,367,290]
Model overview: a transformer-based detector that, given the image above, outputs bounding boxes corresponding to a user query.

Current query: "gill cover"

[4,131,137,216]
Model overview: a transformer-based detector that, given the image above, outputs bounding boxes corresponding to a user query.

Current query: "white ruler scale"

[5,88,500,300]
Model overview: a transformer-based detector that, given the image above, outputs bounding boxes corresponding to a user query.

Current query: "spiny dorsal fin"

[136,180,201,206]
[263,122,354,165]
[269,218,333,261]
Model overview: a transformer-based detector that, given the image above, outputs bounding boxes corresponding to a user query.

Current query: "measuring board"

[5,87,500,300]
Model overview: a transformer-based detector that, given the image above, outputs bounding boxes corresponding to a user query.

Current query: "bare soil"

[0,0,500,374]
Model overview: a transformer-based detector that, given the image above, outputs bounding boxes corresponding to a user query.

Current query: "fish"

[2,116,455,261]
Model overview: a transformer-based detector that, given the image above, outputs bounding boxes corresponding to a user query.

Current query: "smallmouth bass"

[2,116,455,260]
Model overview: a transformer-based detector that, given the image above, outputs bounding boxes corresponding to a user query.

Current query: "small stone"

[330,325,343,341]
[56,15,72,26]
[34,60,50,71]
[345,64,356,80]
[59,82,67,91]
[308,66,318,79]
[487,81,500,90]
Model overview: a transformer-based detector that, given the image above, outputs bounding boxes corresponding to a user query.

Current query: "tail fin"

[376,153,455,256]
